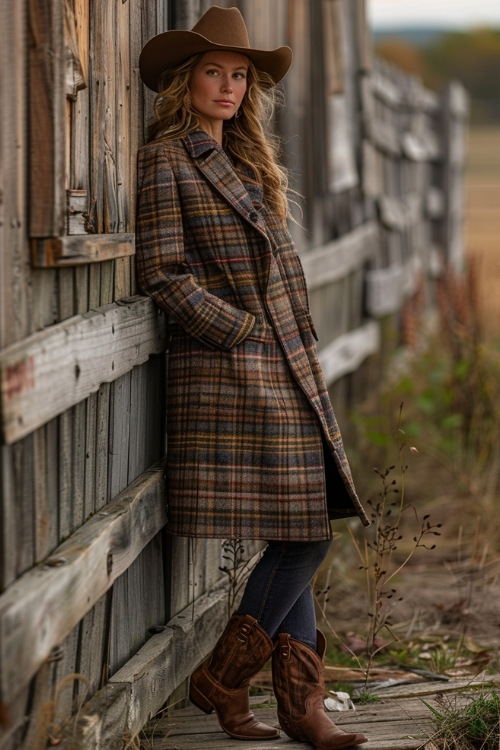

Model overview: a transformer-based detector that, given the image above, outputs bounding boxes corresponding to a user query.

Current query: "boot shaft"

[272,632,326,718]
[272,631,369,748]
[209,613,274,688]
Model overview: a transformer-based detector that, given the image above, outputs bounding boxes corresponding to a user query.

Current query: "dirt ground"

[319,127,500,674]
[317,451,500,678]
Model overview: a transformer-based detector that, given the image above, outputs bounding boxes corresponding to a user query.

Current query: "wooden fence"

[0,0,467,747]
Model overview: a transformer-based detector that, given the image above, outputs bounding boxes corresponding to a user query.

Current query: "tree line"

[376,27,500,123]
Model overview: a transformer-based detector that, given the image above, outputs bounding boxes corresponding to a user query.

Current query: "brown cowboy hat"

[139,5,292,92]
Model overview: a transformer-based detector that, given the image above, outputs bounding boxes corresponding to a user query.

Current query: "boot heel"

[189,680,214,714]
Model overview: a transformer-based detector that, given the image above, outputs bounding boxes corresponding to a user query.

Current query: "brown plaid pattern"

[135,132,369,540]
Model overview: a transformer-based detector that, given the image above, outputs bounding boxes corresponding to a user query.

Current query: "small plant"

[314,407,444,693]
[219,539,256,618]
[355,691,381,705]
[424,688,500,749]
[349,405,442,661]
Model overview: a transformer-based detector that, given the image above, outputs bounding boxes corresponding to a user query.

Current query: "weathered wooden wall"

[0,0,467,748]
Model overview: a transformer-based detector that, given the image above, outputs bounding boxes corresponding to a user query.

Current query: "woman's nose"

[221,75,233,92]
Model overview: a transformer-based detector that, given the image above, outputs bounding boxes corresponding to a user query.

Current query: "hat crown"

[191,6,250,49]
[139,6,292,92]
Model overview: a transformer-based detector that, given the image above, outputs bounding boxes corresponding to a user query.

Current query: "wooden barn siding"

[0,0,467,747]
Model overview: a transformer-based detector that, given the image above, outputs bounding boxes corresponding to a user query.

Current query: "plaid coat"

[136,131,369,541]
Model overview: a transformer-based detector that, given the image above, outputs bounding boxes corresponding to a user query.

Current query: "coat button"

[249,210,259,222]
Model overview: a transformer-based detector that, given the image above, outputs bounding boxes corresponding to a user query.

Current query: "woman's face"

[189,51,249,132]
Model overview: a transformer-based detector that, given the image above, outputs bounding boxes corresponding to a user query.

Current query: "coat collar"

[181,131,266,233]
[182,130,219,159]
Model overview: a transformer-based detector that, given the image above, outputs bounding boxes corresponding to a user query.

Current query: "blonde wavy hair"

[148,54,290,224]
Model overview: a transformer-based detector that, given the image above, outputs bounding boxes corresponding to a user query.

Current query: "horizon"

[368,0,500,30]
[373,20,500,30]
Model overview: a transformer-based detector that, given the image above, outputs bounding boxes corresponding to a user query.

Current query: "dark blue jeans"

[236,539,332,650]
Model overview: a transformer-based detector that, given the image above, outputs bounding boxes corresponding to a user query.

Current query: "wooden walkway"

[139,675,500,749]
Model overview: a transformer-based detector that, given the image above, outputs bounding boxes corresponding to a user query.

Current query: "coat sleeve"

[135,144,256,350]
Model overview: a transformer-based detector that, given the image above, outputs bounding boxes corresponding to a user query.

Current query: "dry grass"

[464,126,500,339]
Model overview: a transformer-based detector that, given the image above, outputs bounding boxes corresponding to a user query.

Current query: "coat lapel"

[182,132,269,241]
[182,133,325,408]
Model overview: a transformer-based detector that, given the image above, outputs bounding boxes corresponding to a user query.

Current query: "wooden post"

[440,81,469,273]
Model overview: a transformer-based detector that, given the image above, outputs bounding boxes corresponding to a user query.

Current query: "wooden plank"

[366,254,424,318]
[301,222,379,290]
[8,439,37,580]
[322,0,344,96]
[136,676,500,749]
[402,132,428,162]
[327,95,359,192]
[0,462,166,703]
[75,594,109,702]
[0,0,30,349]
[138,702,431,749]
[127,365,148,482]
[318,321,380,385]
[115,0,132,235]
[62,583,230,747]
[108,372,132,499]
[67,190,89,234]
[362,138,383,198]
[324,2,360,194]
[366,264,405,318]
[372,65,405,108]
[31,232,135,267]
[0,447,19,588]
[354,0,372,72]
[426,187,444,219]
[29,0,66,237]
[58,408,74,539]
[94,382,111,510]
[366,674,500,699]
[69,0,90,219]
[309,276,350,343]
[364,117,402,158]
[108,534,166,677]
[378,193,422,232]
[445,81,469,119]
[0,295,167,444]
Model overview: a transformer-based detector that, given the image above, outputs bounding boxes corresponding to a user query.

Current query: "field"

[465,126,500,337]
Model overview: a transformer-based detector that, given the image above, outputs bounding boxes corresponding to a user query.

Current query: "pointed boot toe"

[189,614,279,740]
[273,631,368,749]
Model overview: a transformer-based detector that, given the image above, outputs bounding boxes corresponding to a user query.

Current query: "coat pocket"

[245,316,276,344]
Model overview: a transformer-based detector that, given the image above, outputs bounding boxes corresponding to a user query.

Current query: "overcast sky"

[368,0,500,28]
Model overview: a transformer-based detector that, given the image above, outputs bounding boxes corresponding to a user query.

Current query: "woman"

[137,6,369,749]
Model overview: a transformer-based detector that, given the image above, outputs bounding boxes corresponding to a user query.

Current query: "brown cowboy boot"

[272,631,368,749]
[189,613,280,740]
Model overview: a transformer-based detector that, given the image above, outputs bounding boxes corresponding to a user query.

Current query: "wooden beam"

[0,295,167,444]
[372,63,439,113]
[377,193,422,232]
[364,117,402,157]
[57,582,230,748]
[31,232,135,267]
[0,462,166,703]
[301,222,378,290]
[318,321,380,385]
[366,256,423,318]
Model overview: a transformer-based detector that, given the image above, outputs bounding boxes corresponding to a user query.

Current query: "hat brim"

[139,29,292,92]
